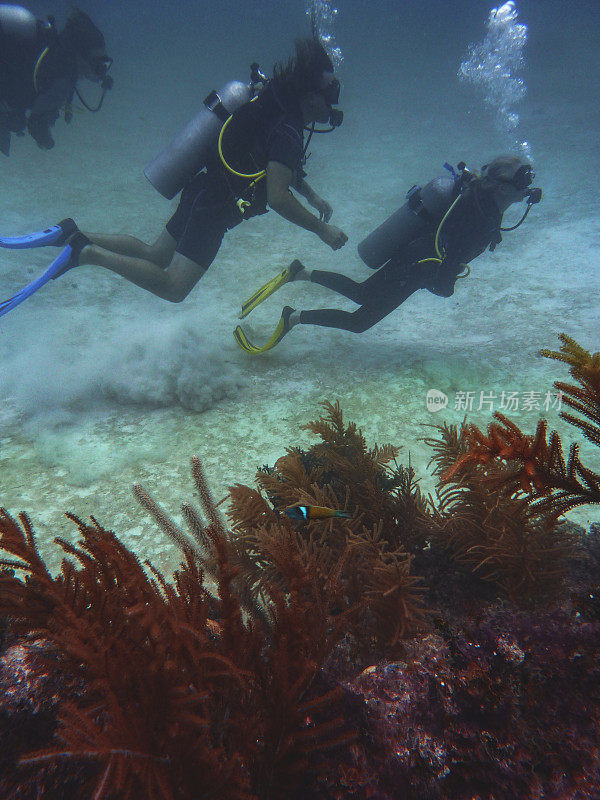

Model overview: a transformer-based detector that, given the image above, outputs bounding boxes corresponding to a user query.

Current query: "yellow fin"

[239,261,302,319]
[233,314,289,355]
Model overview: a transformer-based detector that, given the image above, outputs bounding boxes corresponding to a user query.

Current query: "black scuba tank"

[357,173,457,269]
[0,4,38,39]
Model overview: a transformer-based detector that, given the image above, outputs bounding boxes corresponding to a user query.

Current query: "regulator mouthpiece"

[92,55,113,89]
[250,62,268,90]
[526,186,542,205]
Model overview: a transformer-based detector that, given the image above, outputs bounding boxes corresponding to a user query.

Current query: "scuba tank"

[0,5,56,156]
[358,173,458,269]
[144,80,254,200]
[0,4,37,38]
[0,5,54,44]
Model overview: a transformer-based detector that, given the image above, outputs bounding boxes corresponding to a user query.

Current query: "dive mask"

[511,164,534,190]
[503,165,542,204]
[497,164,542,233]
[488,162,536,192]
[317,72,343,127]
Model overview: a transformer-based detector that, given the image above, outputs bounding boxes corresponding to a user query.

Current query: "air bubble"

[306,0,343,68]
[459,2,531,157]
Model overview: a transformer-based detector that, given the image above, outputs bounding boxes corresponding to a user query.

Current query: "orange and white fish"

[284,505,353,521]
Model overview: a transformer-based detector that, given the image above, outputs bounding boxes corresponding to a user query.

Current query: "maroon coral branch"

[441,414,553,494]
[441,408,600,517]
[0,509,52,580]
[20,748,171,765]
[133,484,195,555]
[191,456,228,539]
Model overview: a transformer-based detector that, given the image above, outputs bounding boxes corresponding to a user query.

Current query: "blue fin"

[0,247,73,318]
[0,220,76,250]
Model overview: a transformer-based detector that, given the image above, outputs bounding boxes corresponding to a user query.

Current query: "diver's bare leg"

[82,229,176,268]
[78,246,205,303]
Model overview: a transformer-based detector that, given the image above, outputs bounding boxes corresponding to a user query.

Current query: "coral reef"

[424,418,578,604]
[420,333,600,605]
[337,604,600,800]
[444,334,600,520]
[1,336,599,799]
[226,402,430,649]
[0,472,354,800]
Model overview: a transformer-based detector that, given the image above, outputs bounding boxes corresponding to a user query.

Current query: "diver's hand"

[316,221,348,251]
[27,115,55,150]
[309,195,333,222]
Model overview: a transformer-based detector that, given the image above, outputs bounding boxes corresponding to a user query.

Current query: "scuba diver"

[0,5,112,154]
[0,37,346,319]
[233,155,543,353]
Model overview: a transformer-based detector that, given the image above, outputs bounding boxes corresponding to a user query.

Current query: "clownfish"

[284,505,353,521]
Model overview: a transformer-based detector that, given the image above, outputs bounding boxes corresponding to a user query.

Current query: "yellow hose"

[33,47,50,93]
[217,98,267,213]
[434,194,462,259]
[218,97,265,181]
[417,193,470,280]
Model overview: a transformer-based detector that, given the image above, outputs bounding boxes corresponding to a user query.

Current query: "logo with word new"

[426,389,448,413]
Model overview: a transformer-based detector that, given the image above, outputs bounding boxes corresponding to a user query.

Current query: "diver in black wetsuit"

[234,155,542,351]
[0,5,112,154]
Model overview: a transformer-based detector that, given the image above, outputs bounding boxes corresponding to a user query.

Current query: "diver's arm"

[27,78,72,149]
[292,176,333,222]
[267,161,347,250]
[27,113,56,149]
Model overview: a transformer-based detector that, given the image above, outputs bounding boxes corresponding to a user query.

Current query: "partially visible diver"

[234,155,543,353]
[0,4,112,154]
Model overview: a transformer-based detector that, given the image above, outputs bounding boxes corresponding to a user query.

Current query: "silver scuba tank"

[144,80,253,200]
[357,174,456,269]
[0,4,38,38]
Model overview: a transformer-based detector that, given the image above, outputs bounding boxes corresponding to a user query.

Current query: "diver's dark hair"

[272,38,334,105]
[478,154,530,191]
[60,8,105,57]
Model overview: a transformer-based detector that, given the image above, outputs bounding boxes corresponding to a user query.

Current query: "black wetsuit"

[0,9,77,152]
[299,185,503,333]
[166,85,306,269]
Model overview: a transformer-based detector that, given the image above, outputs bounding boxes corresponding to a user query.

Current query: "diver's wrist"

[304,187,317,204]
[312,217,326,235]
